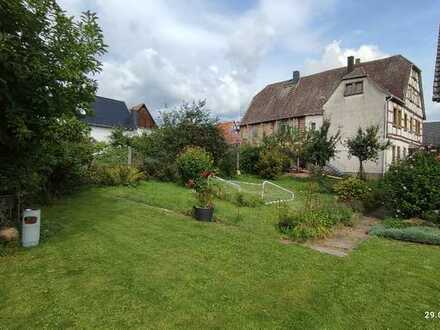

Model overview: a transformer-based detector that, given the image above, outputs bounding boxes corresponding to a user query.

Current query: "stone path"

[303,216,378,257]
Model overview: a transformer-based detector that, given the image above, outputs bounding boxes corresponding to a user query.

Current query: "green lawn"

[1,178,440,329]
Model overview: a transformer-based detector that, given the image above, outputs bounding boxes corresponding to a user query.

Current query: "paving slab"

[303,216,378,257]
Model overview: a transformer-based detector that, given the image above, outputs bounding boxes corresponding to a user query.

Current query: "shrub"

[240,145,261,174]
[383,151,440,218]
[93,145,129,166]
[186,171,215,208]
[278,202,353,242]
[361,180,386,212]
[218,148,237,178]
[176,146,214,183]
[142,157,178,182]
[369,225,440,245]
[91,165,144,186]
[422,210,440,225]
[256,149,287,179]
[334,177,371,202]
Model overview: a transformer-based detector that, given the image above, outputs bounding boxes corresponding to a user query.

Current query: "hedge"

[369,224,440,245]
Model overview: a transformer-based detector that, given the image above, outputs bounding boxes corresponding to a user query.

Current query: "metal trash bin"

[22,209,41,247]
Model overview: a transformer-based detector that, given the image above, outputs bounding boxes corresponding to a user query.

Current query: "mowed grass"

[1,178,440,329]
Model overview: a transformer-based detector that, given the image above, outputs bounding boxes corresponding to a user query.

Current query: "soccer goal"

[209,176,294,205]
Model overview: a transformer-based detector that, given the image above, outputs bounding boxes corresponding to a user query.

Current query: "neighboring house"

[423,122,440,146]
[241,55,425,176]
[217,121,241,145]
[84,96,156,142]
[433,24,440,102]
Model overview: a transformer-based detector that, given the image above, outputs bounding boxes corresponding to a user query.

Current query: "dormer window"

[344,81,364,96]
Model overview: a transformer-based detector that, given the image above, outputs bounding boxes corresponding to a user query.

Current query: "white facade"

[324,76,388,175]
[324,67,424,176]
[90,126,153,143]
[90,126,113,142]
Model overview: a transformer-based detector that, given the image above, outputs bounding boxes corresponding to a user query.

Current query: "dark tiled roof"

[217,121,241,145]
[434,25,440,102]
[241,55,417,125]
[85,96,136,129]
[423,121,440,146]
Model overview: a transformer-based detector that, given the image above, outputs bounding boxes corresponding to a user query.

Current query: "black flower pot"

[193,206,214,222]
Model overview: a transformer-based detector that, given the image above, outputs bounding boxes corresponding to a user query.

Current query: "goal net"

[209,176,294,205]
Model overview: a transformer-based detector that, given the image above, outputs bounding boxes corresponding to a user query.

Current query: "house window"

[404,113,408,131]
[310,122,316,130]
[403,148,407,159]
[393,107,402,128]
[392,146,396,162]
[409,117,413,132]
[397,146,401,161]
[250,125,257,140]
[415,120,421,136]
[344,81,363,96]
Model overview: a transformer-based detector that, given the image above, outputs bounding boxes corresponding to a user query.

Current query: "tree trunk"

[359,160,365,180]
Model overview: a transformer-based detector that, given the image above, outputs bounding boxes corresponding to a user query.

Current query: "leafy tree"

[304,120,341,168]
[0,0,106,196]
[132,100,228,181]
[346,126,390,180]
[276,126,310,171]
[158,100,228,164]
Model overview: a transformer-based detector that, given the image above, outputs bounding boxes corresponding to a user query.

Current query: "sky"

[59,0,440,121]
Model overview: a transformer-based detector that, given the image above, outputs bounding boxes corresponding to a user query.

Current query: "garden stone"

[0,227,19,242]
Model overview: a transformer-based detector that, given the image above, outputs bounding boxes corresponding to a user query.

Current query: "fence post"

[128,146,132,166]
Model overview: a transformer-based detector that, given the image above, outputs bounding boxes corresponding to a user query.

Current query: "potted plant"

[187,171,214,221]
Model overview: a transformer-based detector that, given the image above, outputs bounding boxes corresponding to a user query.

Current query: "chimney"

[347,56,355,73]
[355,58,361,65]
[292,70,300,84]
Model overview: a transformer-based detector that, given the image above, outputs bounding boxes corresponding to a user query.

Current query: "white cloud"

[304,40,388,74]
[58,0,336,120]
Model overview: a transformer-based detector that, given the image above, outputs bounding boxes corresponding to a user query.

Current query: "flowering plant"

[186,171,214,208]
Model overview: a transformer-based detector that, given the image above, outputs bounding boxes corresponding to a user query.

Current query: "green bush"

[362,180,386,212]
[176,146,214,183]
[142,157,178,182]
[278,202,353,242]
[93,145,129,166]
[334,177,371,202]
[256,149,287,179]
[41,116,95,197]
[369,225,440,245]
[91,165,144,186]
[218,148,237,178]
[383,151,440,218]
[422,210,440,225]
[240,145,261,174]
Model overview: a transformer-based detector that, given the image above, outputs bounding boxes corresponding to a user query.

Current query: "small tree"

[346,126,390,180]
[277,126,310,172]
[304,120,341,169]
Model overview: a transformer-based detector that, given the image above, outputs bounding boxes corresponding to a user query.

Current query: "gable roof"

[423,121,440,146]
[241,55,420,125]
[434,25,440,102]
[85,96,136,129]
[130,103,157,128]
[217,121,241,145]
